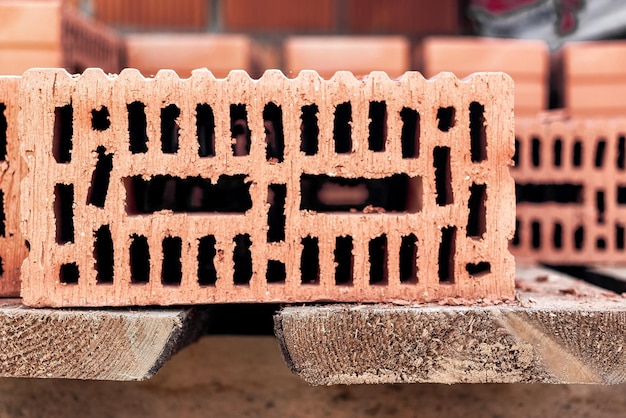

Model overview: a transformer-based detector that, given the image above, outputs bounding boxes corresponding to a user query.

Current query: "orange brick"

[284,36,410,79]
[347,0,459,35]
[423,37,550,117]
[223,0,334,32]
[18,68,515,307]
[0,77,28,296]
[92,0,208,29]
[562,41,626,117]
[125,34,251,78]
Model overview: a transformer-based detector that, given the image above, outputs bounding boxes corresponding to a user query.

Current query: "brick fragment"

[19,68,515,307]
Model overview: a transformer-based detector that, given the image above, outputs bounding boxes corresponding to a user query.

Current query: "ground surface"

[0,335,623,418]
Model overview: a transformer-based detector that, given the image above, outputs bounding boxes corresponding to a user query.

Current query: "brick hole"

[161,104,180,154]
[618,135,625,170]
[334,236,353,286]
[553,223,563,249]
[263,102,284,162]
[300,104,319,155]
[616,224,624,250]
[267,184,286,242]
[574,226,584,250]
[469,101,487,162]
[93,225,114,284]
[369,234,388,285]
[54,183,74,244]
[233,234,252,285]
[266,260,286,284]
[618,186,626,204]
[399,233,418,284]
[91,106,110,131]
[300,174,420,213]
[438,226,456,283]
[512,218,521,246]
[162,236,182,285]
[300,236,319,285]
[436,106,455,132]
[368,101,386,152]
[0,103,6,161]
[467,183,486,238]
[596,190,606,224]
[0,256,3,276]
[53,103,73,163]
[516,183,583,204]
[531,137,541,167]
[400,107,420,158]
[130,234,150,283]
[466,261,490,277]
[433,146,453,206]
[87,146,113,208]
[128,101,148,153]
[597,237,607,250]
[230,104,250,156]
[513,137,520,166]
[196,103,215,157]
[126,174,252,214]
[197,235,217,286]
[59,262,79,284]
[573,140,583,167]
[333,102,352,153]
[553,138,563,167]
[595,139,606,168]
[0,190,4,237]
[531,221,541,249]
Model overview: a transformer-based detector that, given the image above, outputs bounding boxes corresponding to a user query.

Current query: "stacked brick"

[513,114,626,264]
[92,0,209,30]
[0,77,27,296]
[19,68,515,307]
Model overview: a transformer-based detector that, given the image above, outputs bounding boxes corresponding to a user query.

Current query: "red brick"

[92,0,208,29]
[0,77,28,296]
[347,0,459,35]
[19,68,515,307]
[223,0,334,32]
[562,41,626,117]
[423,37,550,116]
[125,34,252,78]
[284,36,410,79]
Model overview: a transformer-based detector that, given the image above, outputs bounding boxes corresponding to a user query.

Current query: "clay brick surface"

[562,41,626,117]
[347,0,459,35]
[19,68,515,307]
[422,37,549,116]
[223,0,334,32]
[513,114,626,263]
[0,77,28,296]
[284,36,410,79]
[125,34,251,78]
[92,0,208,29]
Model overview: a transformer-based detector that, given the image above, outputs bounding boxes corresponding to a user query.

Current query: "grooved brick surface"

[0,77,28,296]
[513,114,626,263]
[19,69,515,307]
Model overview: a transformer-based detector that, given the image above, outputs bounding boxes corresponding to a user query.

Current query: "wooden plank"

[0,300,206,380]
[275,264,626,385]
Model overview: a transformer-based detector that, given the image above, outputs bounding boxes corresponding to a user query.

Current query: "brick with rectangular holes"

[19,68,515,307]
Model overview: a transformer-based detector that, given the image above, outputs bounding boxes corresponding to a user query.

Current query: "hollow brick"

[0,77,28,296]
[19,68,515,307]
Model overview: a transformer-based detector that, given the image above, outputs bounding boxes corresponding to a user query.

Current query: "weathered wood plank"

[0,300,206,380]
[275,265,626,385]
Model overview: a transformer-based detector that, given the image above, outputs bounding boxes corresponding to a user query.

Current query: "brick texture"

[92,0,208,29]
[223,0,334,32]
[284,36,410,79]
[423,37,550,116]
[19,68,515,307]
[346,0,459,35]
[125,34,251,78]
[513,114,626,263]
[0,77,28,296]
[562,41,626,117]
